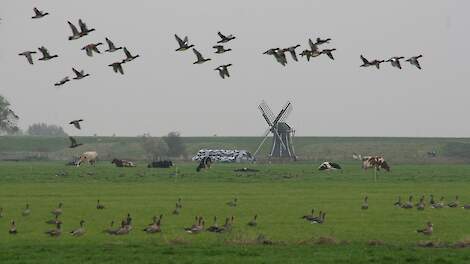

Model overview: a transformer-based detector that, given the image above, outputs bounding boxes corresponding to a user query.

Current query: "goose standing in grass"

[185,216,204,234]
[206,216,220,232]
[429,195,435,206]
[360,55,384,69]
[70,220,86,237]
[247,214,258,227]
[78,19,95,36]
[18,51,37,65]
[310,212,326,224]
[321,48,336,60]
[108,62,124,75]
[448,196,459,208]
[96,200,105,210]
[301,209,315,221]
[69,119,84,130]
[172,203,180,215]
[82,43,103,57]
[38,46,58,61]
[226,198,238,207]
[361,196,369,210]
[72,68,90,80]
[46,215,62,225]
[122,48,139,63]
[416,221,433,235]
[394,196,402,207]
[22,204,31,216]
[104,221,117,234]
[144,215,162,234]
[114,220,131,235]
[192,48,211,64]
[417,196,425,211]
[213,45,231,54]
[406,55,423,69]
[0,207,3,218]
[32,7,49,19]
[69,136,83,148]
[105,38,123,53]
[214,64,232,79]
[315,37,331,45]
[431,196,445,208]
[51,202,63,216]
[385,56,404,69]
[45,223,62,237]
[174,34,194,51]
[402,196,413,209]
[54,77,70,87]
[283,45,301,62]
[9,221,17,234]
[217,32,236,43]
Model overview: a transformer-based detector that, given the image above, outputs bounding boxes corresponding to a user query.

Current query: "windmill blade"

[253,128,271,158]
[259,105,274,127]
[272,101,291,126]
[258,101,275,125]
[272,126,288,151]
[279,103,293,123]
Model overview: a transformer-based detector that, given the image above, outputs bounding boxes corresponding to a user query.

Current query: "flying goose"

[361,196,369,210]
[385,56,404,69]
[174,34,194,51]
[394,196,402,207]
[67,21,82,40]
[448,196,459,208]
[273,49,288,66]
[307,39,323,58]
[321,48,336,60]
[22,204,31,216]
[108,62,124,75]
[81,43,103,57]
[406,55,423,69]
[217,32,236,43]
[54,77,70,87]
[299,49,313,61]
[96,200,105,210]
[122,48,139,63]
[72,68,90,80]
[214,64,232,79]
[213,45,232,54]
[70,220,86,236]
[32,8,49,19]
[51,202,63,216]
[38,46,58,61]
[78,19,95,36]
[416,221,433,235]
[69,119,83,130]
[226,198,238,207]
[247,214,258,227]
[283,45,301,61]
[69,136,83,148]
[9,221,17,234]
[192,48,211,64]
[402,195,413,209]
[360,55,384,69]
[18,51,37,65]
[105,38,123,52]
[315,37,331,45]
[45,223,62,237]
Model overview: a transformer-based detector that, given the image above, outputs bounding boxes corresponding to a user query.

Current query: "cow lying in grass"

[147,160,173,168]
[111,159,136,167]
[196,156,212,172]
[76,151,98,167]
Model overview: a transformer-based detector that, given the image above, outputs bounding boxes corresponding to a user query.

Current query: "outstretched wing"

[192,48,204,60]
[360,55,369,64]
[33,8,41,16]
[174,34,185,46]
[72,68,81,76]
[308,39,318,52]
[67,21,79,35]
[123,47,132,58]
[38,46,49,56]
[105,38,115,49]
[78,19,88,32]
[217,32,226,39]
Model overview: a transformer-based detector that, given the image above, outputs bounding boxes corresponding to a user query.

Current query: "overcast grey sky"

[1,0,469,137]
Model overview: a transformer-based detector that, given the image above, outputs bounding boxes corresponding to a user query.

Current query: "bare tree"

[27,123,67,136]
[140,133,169,161]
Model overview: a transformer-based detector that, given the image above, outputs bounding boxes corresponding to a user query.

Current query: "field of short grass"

[0,161,470,263]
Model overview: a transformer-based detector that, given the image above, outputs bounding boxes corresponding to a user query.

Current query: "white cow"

[76,151,98,167]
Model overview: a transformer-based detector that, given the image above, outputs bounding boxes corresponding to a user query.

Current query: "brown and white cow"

[361,156,390,172]
[111,159,136,167]
[76,151,98,167]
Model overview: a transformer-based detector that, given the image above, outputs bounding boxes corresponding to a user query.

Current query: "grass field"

[1,161,470,263]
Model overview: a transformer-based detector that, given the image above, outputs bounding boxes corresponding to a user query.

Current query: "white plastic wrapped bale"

[192,149,254,163]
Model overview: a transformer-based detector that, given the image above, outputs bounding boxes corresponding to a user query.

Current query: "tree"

[0,95,20,135]
[27,123,67,136]
[140,133,169,161]
[163,131,186,158]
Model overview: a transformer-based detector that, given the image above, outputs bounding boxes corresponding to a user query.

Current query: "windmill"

[253,100,297,160]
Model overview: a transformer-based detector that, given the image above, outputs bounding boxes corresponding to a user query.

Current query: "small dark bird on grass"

[69,119,84,130]
[18,51,37,65]
[247,214,258,227]
[45,223,62,237]
[69,136,83,148]
[105,38,122,52]
[416,221,433,235]
[70,220,86,236]
[9,221,17,234]
[96,200,105,210]
[361,196,369,210]
[226,198,238,207]
[217,32,236,43]
[32,8,49,19]
[22,204,31,216]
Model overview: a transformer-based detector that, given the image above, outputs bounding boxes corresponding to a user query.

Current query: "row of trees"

[140,131,186,160]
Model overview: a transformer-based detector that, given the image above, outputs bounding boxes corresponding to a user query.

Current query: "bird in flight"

[69,119,84,130]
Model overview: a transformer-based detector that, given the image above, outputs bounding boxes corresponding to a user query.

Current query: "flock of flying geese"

[361,54,423,69]
[174,32,236,79]
[17,7,140,87]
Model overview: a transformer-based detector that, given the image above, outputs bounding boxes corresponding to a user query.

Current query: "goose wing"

[123,47,132,58]
[33,8,42,16]
[105,38,115,49]
[217,31,226,40]
[78,19,89,32]
[325,51,334,60]
[360,55,369,64]
[308,39,318,52]
[414,59,421,69]
[67,21,80,35]
[174,34,185,47]
[192,48,204,61]
[72,68,81,77]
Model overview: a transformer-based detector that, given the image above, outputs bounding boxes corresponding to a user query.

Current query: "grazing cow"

[362,156,390,172]
[318,161,342,171]
[147,160,173,168]
[196,156,212,172]
[111,159,136,167]
[76,151,98,167]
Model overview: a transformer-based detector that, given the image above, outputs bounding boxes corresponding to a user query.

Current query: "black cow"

[196,156,212,172]
[147,160,173,168]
